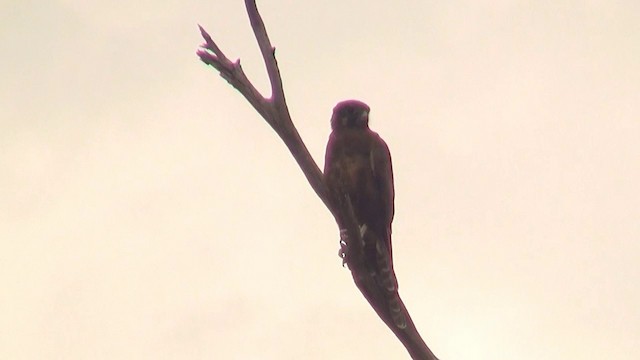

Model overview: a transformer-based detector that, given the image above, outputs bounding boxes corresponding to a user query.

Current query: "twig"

[197,1,438,359]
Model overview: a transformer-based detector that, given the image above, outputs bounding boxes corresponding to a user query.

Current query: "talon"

[338,244,347,259]
[338,231,348,267]
[338,246,348,267]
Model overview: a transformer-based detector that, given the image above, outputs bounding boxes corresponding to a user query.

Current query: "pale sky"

[2,1,639,359]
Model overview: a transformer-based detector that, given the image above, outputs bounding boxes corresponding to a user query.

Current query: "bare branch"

[198,14,330,211]
[244,0,286,105]
[197,25,269,120]
[197,2,438,359]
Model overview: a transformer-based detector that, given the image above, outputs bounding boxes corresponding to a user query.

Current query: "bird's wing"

[370,131,395,252]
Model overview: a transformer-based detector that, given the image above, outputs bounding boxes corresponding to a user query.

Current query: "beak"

[357,111,369,126]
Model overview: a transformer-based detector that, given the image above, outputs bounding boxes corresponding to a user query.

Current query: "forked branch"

[197,1,438,359]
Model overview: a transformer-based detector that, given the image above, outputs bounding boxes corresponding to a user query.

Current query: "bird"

[324,99,405,328]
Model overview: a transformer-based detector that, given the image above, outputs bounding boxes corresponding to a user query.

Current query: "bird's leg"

[338,225,367,267]
[338,228,349,266]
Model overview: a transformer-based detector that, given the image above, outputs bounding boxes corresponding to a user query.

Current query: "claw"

[338,229,348,266]
[338,225,368,267]
[338,248,348,267]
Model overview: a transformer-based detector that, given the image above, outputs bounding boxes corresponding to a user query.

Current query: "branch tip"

[198,24,213,44]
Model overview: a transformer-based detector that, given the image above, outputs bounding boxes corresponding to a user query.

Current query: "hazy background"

[2,1,638,359]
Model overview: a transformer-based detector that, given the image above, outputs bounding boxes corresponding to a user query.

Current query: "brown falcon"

[324,99,405,328]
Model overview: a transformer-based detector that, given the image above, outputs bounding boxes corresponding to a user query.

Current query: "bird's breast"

[330,154,374,193]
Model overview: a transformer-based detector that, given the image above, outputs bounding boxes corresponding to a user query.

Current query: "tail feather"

[388,297,407,329]
[375,237,406,329]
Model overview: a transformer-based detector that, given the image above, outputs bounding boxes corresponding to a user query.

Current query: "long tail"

[375,239,406,329]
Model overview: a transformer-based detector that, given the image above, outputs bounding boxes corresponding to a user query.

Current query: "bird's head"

[331,99,370,130]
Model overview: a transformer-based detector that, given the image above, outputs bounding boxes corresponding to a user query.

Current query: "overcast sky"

[2,1,639,359]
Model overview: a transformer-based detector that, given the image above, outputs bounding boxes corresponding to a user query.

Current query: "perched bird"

[324,99,405,328]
